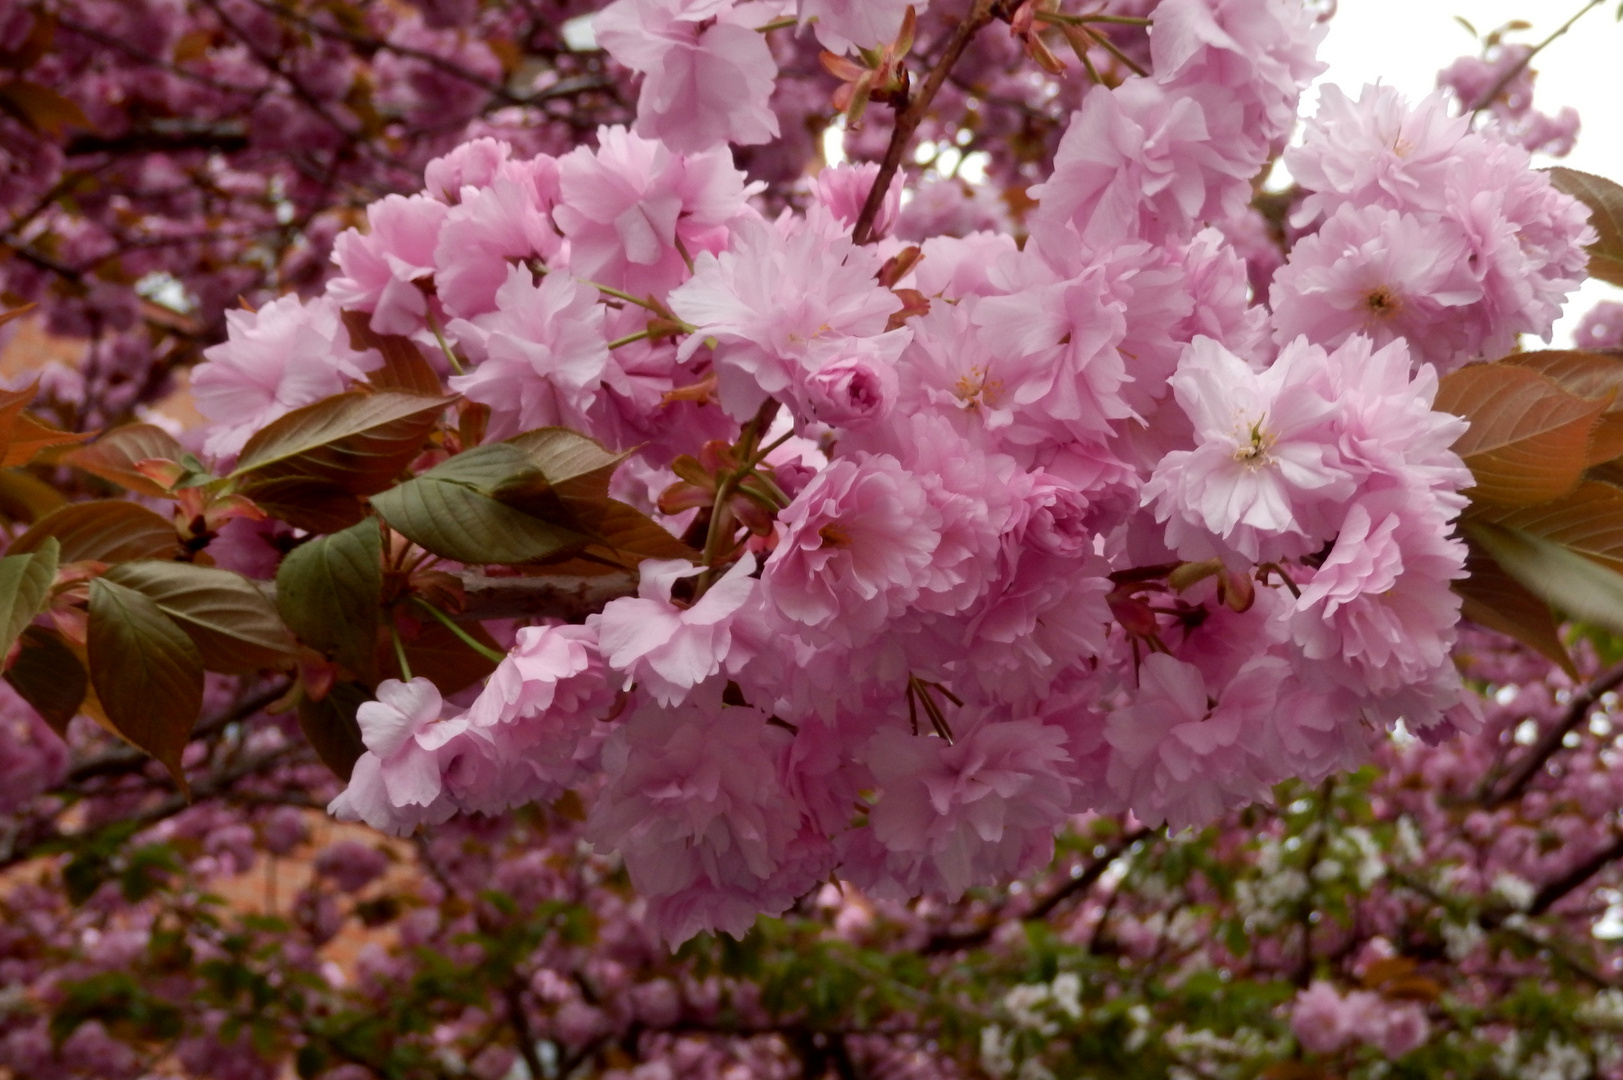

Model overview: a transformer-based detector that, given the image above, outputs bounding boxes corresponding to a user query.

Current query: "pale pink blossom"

[192,294,382,459]
[1104,653,1284,831]
[328,193,449,335]
[432,156,563,320]
[590,555,758,707]
[798,0,917,54]
[808,162,895,238]
[668,211,899,417]
[859,716,1074,899]
[553,126,750,297]
[761,453,941,646]
[1142,336,1354,563]
[588,693,820,942]
[594,0,779,153]
[1270,204,1483,367]
[446,266,611,438]
[327,679,476,837]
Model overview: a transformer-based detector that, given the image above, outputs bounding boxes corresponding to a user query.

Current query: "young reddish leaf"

[0,413,92,467]
[231,390,453,495]
[62,424,188,496]
[372,476,589,566]
[275,519,382,683]
[1472,482,1623,574]
[0,79,92,137]
[0,303,35,327]
[342,310,446,396]
[297,679,370,782]
[4,625,88,736]
[0,469,66,525]
[1465,519,1623,639]
[103,561,296,674]
[1435,363,1611,506]
[1505,350,1623,463]
[0,536,57,663]
[1548,167,1623,288]
[9,500,180,563]
[87,577,206,793]
[578,500,697,568]
[1456,539,1576,676]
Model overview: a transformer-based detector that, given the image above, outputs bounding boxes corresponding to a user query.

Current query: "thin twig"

[1481,660,1623,807]
[852,0,1002,244]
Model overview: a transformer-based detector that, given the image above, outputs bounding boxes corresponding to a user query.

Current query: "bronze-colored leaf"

[1471,482,1623,574]
[0,414,92,468]
[275,520,382,682]
[1456,538,1576,676]
[0,469,66,525]
[0,536,57,662]
[233,475,367,533]
[87,578,205,791]
[297,680,370,782]
[0,79,91,137]
[9,500,179,563]
[5,625,87,736]
[342,310,445,396]
[62,424,187,496]
[104,561,295,674]
[1436,362,1611,506]
[1505,349,1623,463]
[1549,167,1623,288]
[579,501,697,568]
[231,390,453,495]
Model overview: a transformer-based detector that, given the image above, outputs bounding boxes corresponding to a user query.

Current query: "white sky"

[1312,0,1623,343]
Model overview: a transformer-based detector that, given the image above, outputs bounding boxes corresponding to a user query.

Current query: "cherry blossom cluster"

[185,0,1597,944]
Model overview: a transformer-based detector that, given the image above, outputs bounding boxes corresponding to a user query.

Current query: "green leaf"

[87,577,205,790]
[297,680,370,782]
[342,310,445,396]
[274,520,382,682]
[61,423,187,497]
[10,500,179,563]
[1455,537,1576,676]
[372,476,589,565]
[231,390,452,494]
[0,535,56,661]
[1435,362,1611,506]
[1465,519,1623,638]
[103,561,295,674]
[4,625,86,735]
[1548,167,1623,288]
[507,427,626,506]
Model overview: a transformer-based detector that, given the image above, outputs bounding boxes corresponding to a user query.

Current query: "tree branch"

[851,0,1002,245]
[922,826,1152,952]
[1482,659,1623,807]
[1530,832,1623,917]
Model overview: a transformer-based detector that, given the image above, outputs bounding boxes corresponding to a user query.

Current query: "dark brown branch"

[922,826,1152,952]
[851,0,1002,245]
[1482,659,1623,807]
[1530,832,1623,917]
[67,680,292,785]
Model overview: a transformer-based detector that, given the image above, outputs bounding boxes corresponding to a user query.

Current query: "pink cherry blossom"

[594,0,780,154]
[446,266,611,438]
[192,294,382,459]
[1142,335,1354,563]
[590,555,759,707]
[327,193,449,336]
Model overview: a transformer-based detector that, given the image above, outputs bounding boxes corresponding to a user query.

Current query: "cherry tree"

[6,0,1623,1075]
